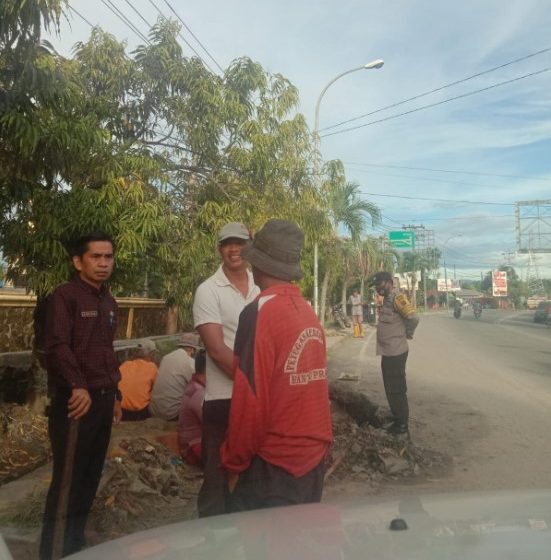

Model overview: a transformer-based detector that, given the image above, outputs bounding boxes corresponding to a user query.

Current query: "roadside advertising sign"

[437,279,461,292]
[388,231,415,249]
[492,270,508,297]
[394,272,421,291]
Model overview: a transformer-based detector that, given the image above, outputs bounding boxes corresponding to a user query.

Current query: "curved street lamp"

[313,59,384,317]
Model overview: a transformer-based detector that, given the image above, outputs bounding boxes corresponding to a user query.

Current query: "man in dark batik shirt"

[39,232,122,560]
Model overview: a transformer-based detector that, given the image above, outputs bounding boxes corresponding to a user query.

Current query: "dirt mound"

[0,404,50,485]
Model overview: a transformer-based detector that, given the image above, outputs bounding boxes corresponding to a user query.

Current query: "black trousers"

[39,389,114,559]
[381,351,409,426]
[229,455,325,513]
[197,399,231,518]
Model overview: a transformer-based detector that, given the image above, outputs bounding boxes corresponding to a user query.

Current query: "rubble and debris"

[0,404,50,485]
[1,434,202,542]
[327,403,451,483]
[89,437,201,539]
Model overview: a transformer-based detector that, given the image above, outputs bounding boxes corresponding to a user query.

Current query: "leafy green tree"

[399,247,441,308]
[1,7,330,327]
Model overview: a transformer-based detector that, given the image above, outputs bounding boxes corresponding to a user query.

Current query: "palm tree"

[319,160,380,323]
[398,248,441,309]
[357,236,383,298]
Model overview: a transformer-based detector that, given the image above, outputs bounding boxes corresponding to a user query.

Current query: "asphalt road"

[327,308,551,495]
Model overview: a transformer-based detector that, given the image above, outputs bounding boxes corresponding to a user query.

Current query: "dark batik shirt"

[45,275,121,391]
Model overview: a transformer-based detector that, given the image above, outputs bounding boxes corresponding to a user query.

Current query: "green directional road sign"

[388,230,415,249]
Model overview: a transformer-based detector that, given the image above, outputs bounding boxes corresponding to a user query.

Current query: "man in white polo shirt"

[192,222,259,517]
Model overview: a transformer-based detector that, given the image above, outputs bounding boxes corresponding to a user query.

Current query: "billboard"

[394,272,421,292]
[437,279,461,292]
[492,270,508,297]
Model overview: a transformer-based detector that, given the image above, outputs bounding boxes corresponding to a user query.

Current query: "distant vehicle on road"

[533,301,551,323]
[527,296,547,310]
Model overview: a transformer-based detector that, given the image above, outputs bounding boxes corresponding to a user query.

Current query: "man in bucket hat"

[221,219,332,511]
[193,222,259,517]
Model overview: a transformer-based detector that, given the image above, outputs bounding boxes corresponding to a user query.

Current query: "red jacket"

[221,284,332,477]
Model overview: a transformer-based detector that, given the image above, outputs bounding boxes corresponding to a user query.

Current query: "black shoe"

[386,422,409,436]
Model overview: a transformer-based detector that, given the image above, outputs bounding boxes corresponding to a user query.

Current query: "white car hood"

[62,489,551,559]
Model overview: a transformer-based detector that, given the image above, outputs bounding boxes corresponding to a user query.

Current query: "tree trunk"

[341,281,347,312]
[166,305,178,334]
[320,269,330,327]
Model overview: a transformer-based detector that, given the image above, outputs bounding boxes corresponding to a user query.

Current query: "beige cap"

[218,222,250,243]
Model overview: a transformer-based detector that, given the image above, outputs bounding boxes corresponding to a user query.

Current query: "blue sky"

[46,0,551,282]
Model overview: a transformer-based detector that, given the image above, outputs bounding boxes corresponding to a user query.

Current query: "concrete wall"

[0,293,186,404]
[0,294,174,353]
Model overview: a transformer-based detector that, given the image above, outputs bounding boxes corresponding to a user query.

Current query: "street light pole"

[442,234,462,310]
[312,59,384,317]
[443,255,449,310]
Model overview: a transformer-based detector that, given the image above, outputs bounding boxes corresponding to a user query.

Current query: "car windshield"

[1,2,551,559]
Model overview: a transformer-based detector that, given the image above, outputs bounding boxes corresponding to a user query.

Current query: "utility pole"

[401,224,435,311]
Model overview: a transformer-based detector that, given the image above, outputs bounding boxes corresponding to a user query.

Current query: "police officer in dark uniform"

[369,271,419,438]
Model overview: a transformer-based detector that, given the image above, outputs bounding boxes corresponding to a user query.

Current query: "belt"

[88,387,117,398]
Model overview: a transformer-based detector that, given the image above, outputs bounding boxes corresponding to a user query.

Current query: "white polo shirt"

[192,266,259,401]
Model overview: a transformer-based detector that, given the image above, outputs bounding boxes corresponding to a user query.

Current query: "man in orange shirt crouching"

[118,339,158,421]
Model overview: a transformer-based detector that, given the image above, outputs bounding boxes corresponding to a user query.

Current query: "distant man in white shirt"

[192,222,259,517]
[149,333,202,421]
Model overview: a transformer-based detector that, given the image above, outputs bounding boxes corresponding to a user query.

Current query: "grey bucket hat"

[242,219,304,281]
[177,333,202,349]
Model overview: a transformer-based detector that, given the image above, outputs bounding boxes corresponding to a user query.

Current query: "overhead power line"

[69,6,94,28]
[321,66,551,138]
[411,214,513,222]
[344,162,551,183]
[147,0,216,74]
[361,192,515,206]
[321,46,551,133]
[121,0,154,29]
[101,0,150,44]
[347,168,509,190]
[162,0,224,73]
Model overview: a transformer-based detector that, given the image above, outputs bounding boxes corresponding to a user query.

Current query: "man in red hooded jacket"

[221,220,333,511]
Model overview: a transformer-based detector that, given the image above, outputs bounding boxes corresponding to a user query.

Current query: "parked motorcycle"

[332,304,351,329]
